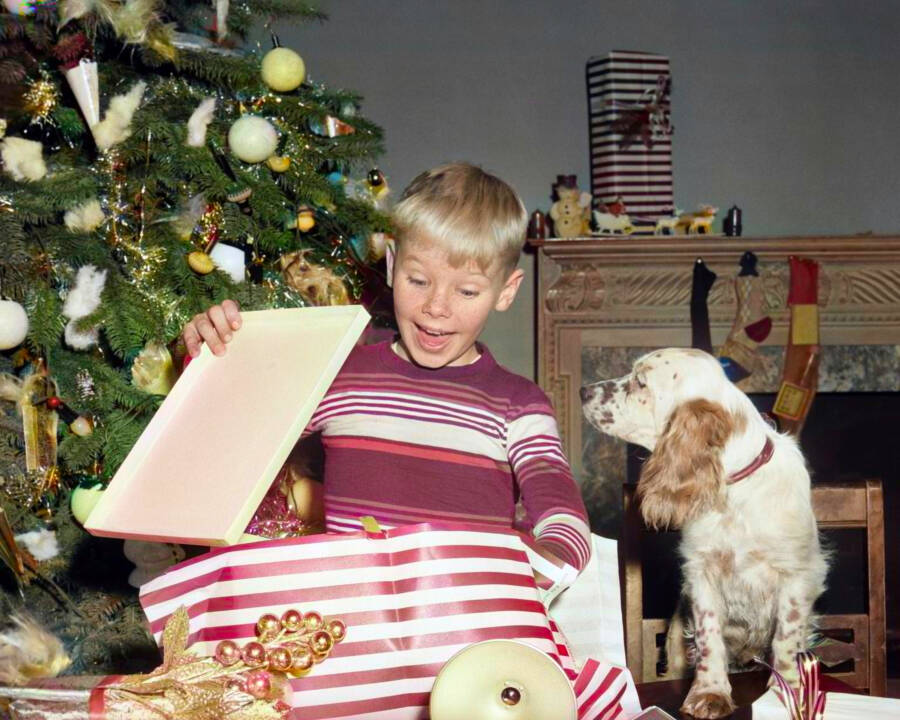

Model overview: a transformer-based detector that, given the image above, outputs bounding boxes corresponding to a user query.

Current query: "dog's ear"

[637,398,732,529]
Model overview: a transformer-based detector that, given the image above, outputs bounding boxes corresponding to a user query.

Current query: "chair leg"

[623,485,644,680]
[866,479,886,697]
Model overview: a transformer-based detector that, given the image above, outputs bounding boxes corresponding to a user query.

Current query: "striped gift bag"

[141,522,631,720]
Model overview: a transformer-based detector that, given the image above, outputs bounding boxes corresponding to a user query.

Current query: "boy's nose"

[422,290,450,317]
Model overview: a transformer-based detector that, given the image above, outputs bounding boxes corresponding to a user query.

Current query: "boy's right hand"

[182,299,242,357]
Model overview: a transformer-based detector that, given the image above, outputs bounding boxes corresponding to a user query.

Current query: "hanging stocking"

[718,251,772,382]
[772,256,820,435]
[690,258,716,354]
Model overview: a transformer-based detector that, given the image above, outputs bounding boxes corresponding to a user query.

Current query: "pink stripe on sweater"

[326,436,508,471]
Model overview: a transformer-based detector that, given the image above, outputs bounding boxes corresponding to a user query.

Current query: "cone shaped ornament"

[64,59,100,131]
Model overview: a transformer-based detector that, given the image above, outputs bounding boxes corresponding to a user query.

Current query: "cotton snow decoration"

[62,265,107,350]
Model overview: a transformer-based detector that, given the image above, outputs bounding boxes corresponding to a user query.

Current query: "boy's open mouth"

[417,324,450,337]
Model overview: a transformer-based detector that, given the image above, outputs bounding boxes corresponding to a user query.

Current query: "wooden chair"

[622,477,886,696]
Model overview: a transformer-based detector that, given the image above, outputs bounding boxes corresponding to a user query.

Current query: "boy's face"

[387,237,523,369]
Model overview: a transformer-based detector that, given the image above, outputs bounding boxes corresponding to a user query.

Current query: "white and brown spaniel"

[580,348,827,719]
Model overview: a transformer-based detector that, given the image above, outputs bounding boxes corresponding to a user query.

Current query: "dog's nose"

[579,385,594,403]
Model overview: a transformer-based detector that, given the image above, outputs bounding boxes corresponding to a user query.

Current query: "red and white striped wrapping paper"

[139,523,639,720]
[586,50,673,223]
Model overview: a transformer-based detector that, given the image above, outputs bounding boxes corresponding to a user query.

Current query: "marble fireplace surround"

[533,235,900,534]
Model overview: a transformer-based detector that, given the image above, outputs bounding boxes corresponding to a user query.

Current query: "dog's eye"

[634,377,646,389]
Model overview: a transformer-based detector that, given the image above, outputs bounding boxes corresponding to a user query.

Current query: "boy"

[182,163,591,575]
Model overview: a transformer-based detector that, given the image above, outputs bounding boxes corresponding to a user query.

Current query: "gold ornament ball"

[245,670,272,700]
[187,250,216,274]
[261,47,306,92]
[290,647,315,675]
[215,640,242,667]
[256,613,281,640]
[327,619,347,643]
[296,208,316,232]
[241,641,268,668]
[311,629,334,656]
[266,155,291,172]
[303,611,323,632]
[228,115,279,164]
[70,483,105,525]
[0,299,29,350]
[268,646,293,672]
[280,609,303,633]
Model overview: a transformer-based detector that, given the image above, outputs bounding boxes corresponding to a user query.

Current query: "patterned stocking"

[773,256,820,435]
[718,252,772,382]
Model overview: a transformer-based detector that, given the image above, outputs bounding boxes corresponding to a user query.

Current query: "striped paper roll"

[140,523,585,720]
[586,50,673,223]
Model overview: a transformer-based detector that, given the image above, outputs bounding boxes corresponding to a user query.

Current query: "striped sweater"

[291,340,591,572]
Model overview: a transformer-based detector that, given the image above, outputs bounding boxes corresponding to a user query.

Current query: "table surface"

[636,671,858,719]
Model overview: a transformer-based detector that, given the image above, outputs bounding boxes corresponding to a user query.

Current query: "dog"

[580,348,826,719]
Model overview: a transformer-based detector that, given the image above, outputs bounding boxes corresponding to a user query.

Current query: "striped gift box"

[586,50,673,224]
[139,522,635,720]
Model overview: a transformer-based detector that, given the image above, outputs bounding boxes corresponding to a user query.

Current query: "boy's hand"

[182,299,242,357]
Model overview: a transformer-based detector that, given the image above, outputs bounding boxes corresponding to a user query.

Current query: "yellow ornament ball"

[266,155,291,172]
[261,47,306,93]
[295,209,316,232]
[187,250,215,274]
[71,483,105,525]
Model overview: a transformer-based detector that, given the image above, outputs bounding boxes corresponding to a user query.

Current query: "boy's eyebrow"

[401,253,493,281]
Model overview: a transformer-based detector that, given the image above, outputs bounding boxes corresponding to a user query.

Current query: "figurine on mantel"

[591,197,634,235]
[655,204,718,235]
[549,178,592,237]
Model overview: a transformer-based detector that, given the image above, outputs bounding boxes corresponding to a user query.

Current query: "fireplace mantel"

[534,235,900,472]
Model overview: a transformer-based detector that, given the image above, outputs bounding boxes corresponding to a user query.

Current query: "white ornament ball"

[261,47,306,93]
[0,299,29,350]
[228,116,279,164]
[210,242,246,283]
[70,483,105,525]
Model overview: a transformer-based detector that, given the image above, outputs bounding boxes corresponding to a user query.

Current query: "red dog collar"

[727,436,774,484]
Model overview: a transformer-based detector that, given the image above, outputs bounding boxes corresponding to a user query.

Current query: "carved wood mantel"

[533,235,900,475]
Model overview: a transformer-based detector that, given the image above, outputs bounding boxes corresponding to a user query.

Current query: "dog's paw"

[680,688,736,719]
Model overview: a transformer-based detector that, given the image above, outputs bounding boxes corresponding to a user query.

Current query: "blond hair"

[392,163,527,274]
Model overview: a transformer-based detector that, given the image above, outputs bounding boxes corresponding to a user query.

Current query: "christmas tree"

[0,0,390,674]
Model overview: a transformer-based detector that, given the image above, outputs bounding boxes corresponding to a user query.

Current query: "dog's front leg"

[770,582,813,687]
[680,584,736,719]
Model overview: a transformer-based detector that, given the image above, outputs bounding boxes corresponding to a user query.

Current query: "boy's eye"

[407,276,427,286]
[458,288,480,298]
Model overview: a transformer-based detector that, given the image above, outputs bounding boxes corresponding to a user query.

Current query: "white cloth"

[549,534,627,668]
[753,688,900,719]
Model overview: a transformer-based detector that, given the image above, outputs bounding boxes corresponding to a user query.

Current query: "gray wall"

[274,0,900,379]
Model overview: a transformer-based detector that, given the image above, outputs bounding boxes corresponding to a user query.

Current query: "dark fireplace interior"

[631,392,899,675]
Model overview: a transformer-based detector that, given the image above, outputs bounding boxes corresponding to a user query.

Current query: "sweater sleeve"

[507,396,592,572]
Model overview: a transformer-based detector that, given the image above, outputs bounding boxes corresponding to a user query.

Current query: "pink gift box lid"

[85,306,370,546]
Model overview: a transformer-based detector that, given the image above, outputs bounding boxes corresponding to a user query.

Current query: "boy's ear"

[494,267,524,312]
[385,237,397,287]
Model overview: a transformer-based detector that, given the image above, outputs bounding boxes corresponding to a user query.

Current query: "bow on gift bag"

[139,522,640,720]
[756,651,827,720]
